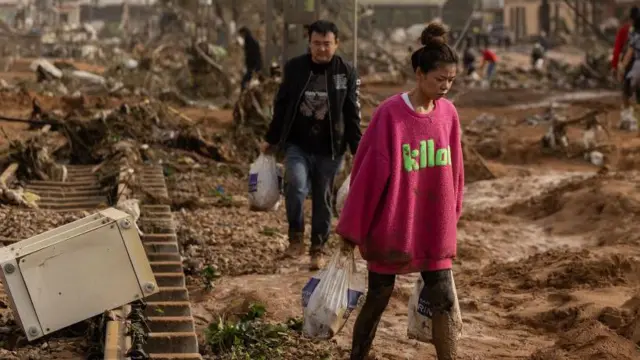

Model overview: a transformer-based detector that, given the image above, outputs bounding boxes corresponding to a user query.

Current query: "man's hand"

[340,236,356,254]
[261,142,276,155]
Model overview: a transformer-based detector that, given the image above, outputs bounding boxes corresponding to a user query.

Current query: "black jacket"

[242,31,262,71]
[265,54,362,158]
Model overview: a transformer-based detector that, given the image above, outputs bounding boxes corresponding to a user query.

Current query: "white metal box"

[0,208,158,341]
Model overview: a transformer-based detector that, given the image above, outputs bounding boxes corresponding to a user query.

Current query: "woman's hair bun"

[420,22,449,46]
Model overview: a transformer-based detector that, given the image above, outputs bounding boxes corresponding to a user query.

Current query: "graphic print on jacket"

[300,73,329,128]
[336,94,465,275]
[288,65,333,155]
[402,140,452,171]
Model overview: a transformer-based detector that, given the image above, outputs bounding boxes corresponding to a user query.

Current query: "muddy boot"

[309,245,325,270]
[424,270,460,360]
[284,231,305,257]
[432,312,459,360]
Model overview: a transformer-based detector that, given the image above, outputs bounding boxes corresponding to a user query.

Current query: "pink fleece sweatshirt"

[336,94,464,274]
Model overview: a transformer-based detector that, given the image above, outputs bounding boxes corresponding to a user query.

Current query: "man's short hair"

[307,20,339,40]
[631,6,639,20]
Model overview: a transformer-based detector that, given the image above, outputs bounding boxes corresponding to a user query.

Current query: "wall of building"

[369,5,441,29]
[442,0,475,29]
[79,4,152,24]
[503,0,593,40]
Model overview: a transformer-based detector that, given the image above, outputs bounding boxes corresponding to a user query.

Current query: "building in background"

[359,0,445,30]
[503,0,595,41]
[79,0,154,24]
[602,0,640,19]
[58,0,81,25]
[478,0,504,25]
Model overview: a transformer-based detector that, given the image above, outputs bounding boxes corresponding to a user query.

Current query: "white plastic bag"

[407,272,463,343]
[247,153,281,211]
[301,250,365,339]
[336,174,350,214]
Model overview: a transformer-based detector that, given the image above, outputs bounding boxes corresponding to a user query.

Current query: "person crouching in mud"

[338,22,464,360]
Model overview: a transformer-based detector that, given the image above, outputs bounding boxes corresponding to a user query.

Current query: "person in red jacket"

[613,6,640,124]
[479,46,498,84]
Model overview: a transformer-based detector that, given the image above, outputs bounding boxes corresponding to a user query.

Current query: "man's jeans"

[284,144,343,253]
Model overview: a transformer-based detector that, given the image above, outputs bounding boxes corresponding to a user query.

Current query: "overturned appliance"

[0,208,158,341]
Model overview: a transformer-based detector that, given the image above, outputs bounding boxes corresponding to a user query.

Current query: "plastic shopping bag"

[336,174,350,214]
[407,272,463,343]
[301,249,365,339]
[247,153,281,211]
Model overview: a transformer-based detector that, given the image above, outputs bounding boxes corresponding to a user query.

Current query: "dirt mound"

[503,175,600,219]
[466,249,639,292]
[545,254,639,289]
[0,90,32,110]
[530,320,640,360]
[615,145,640,171]
[462,139,497,183]
[501,174,640,242]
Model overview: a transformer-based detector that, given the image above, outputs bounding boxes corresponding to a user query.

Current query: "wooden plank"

[0,162,18,186]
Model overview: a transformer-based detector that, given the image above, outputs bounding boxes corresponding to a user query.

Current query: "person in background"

[338,22,464,360]
[479,46,498,85]
[613,6,640,128]
[538,31,549,51]
[619,10,640,130]
[531,42,546,71]
[238,26,263,90]
[262,20,362,270]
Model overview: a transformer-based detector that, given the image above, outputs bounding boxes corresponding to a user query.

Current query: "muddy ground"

[2,70,640,359]
[172,92,640,360]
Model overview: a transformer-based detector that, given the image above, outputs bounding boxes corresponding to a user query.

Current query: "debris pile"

[207,78,281,162]
[487,50,615,91]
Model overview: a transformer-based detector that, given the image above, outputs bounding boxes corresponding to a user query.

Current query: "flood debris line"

[464,104,615,171]
[488,50,615,91]
[210,78,280,162]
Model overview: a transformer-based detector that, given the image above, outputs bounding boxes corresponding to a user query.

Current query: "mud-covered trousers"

[351,269,458,360]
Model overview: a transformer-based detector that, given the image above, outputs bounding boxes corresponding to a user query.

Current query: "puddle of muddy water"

[508,90,618,110]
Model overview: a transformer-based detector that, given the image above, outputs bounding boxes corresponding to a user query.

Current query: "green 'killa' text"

[402,140,451,172]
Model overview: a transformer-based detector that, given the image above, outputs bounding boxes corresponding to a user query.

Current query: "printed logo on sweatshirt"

[402,139,451,171]
[334,73,347,90]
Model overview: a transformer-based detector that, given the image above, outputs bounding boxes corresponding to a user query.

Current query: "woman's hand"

[340,236,356,253]
[260,142,276,155]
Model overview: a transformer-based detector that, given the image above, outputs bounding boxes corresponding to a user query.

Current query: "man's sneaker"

[309,252,325,271]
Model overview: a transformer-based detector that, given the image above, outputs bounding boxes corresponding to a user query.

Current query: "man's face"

[309,31,338,64]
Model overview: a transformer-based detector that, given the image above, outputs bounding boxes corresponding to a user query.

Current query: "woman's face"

[416,63,457,100]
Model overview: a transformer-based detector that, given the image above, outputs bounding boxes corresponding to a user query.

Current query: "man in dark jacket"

[238,26,263,90]
[263,20,362,270]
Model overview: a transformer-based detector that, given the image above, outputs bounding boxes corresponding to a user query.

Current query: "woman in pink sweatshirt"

[337,23,463,360]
